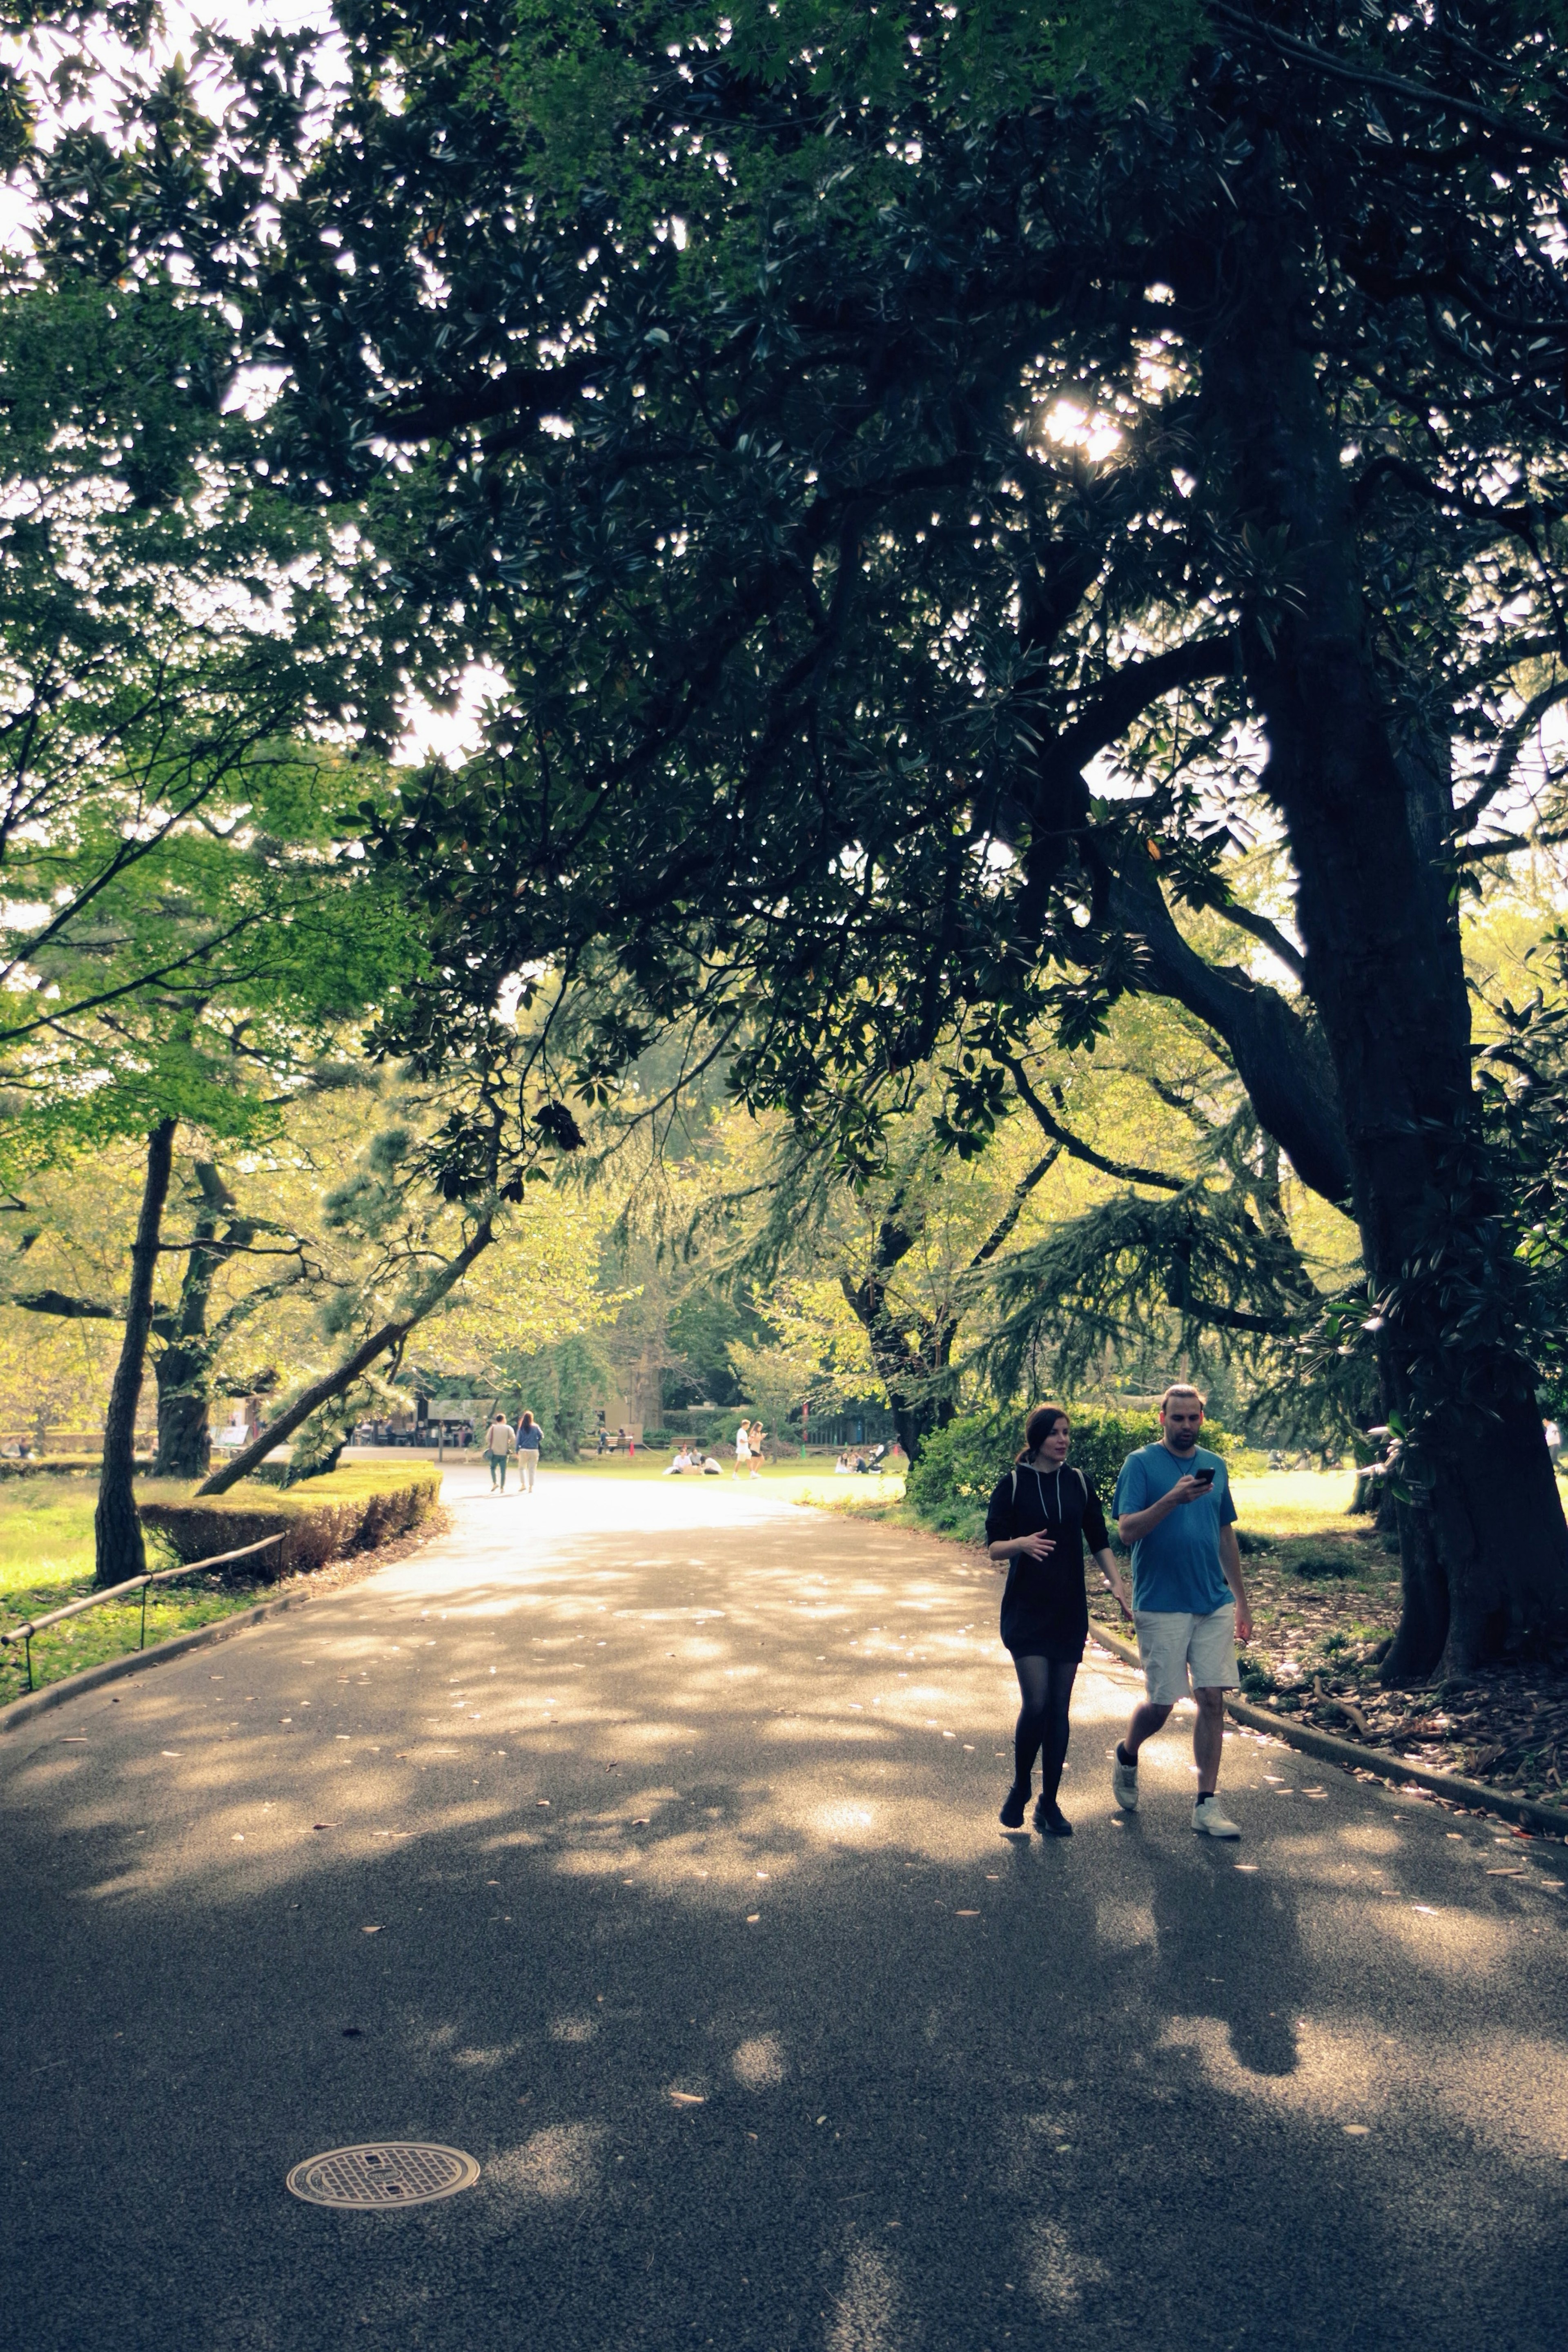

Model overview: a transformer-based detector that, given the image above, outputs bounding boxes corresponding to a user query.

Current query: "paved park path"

[3,1468,1566,2352]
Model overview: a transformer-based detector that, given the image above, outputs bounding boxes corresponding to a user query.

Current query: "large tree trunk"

[837,1197,958,1465]
[94,1119,176,1587]
[152,1164,251,1480]
[1198,203,1568,1681]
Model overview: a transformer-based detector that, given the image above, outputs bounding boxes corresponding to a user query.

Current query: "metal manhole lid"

[286,2141,480,2209]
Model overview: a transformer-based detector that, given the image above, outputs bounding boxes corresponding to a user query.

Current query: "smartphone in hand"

[1191,1468,1215,1489]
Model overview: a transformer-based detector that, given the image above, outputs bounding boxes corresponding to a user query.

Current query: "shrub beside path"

[1,1467,1564,2352]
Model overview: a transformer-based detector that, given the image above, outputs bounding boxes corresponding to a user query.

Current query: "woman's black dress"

[985,1462,1110,1663]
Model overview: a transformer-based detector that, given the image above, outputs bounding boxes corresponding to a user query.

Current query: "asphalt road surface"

[3,1467,1566,2352]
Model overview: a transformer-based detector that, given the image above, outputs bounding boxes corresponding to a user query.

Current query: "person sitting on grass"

[701,1452,724,1476]
[665,1443,697,1475]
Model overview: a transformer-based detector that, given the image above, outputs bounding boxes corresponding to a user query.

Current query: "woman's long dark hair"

[1016,1404,1069,1463]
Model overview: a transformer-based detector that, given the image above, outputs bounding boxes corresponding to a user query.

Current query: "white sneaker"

[1191,1797,1241,1839]
[1112,1749,1139,1812]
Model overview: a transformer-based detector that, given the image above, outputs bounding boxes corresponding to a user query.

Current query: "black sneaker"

[999,1782,1029,1829]
[1035,1798,1073,1837]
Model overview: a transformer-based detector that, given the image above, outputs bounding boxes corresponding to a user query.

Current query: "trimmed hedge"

[137,1465,441,1583]
[905,1408,1232,1545]
[0,1454,153,1481]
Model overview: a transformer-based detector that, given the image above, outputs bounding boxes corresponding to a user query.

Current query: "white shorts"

[1134,1605,1238,1705]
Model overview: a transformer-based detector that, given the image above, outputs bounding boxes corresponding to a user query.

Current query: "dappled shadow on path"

[3,1472,1566,2352]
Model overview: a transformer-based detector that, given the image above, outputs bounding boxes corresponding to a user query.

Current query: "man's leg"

[1122,1699,1173,1759]
[1112,1699,1170,1813]
[1193,1688,1225,1795]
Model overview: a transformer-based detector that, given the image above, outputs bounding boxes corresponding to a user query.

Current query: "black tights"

[1011,1656,1077,1805]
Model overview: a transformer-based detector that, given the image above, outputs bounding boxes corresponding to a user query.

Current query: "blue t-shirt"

[1111,1444,1236,1614]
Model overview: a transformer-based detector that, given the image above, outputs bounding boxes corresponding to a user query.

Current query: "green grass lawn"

[0,1465,441,1706]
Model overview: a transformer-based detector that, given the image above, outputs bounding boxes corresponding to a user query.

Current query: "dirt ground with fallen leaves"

[1227,1505,1568,1812]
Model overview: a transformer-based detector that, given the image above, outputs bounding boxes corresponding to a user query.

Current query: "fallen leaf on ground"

[361,1925,381,1935]
[669,2090,704,2106]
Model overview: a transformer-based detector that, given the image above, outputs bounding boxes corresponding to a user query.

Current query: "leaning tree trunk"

[195,1216,496,1495]
[94,1119,177,1587]
[1199,203,1568,1681]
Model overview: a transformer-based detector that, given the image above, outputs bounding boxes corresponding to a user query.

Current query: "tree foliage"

[13,1,1568,1666]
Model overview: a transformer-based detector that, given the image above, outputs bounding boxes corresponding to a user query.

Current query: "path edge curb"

[0,1587,314,1734]
[1086,1618,1568,1842]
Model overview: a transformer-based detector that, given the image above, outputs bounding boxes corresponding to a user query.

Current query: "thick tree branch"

[377,356,598,443]
[7,1288,123,1320]
[1208,2,1568,160]
[1098,862,1354,1207]
[968,1145,1062,1271]
[1004,1060,1187,1193]
[1208,896,1307,983]
[194,1213,497,1494]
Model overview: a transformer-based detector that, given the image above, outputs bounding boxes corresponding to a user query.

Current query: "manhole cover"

[286,2142,480,2209]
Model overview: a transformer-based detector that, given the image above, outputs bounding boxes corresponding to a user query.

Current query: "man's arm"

[1118,1474,1205,1545]
[1218,1522,1253,1643]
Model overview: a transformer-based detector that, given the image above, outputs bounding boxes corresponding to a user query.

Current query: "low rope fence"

[0,1533,286,1694]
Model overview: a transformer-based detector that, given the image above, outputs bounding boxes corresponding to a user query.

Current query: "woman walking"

[987,1404,1129,1836]
[516,1410,543,1492]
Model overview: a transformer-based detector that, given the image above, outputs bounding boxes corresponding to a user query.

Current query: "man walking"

[1110,1384,1253,1838]
[484,1409,516,1493]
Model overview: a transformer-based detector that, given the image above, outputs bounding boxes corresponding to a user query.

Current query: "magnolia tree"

[12,2,1568,1671]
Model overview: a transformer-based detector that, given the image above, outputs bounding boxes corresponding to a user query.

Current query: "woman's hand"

[988,1532,1056,1570]
[1015,1530,1056,1561]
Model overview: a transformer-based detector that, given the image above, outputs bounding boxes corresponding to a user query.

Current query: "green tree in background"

[13,4,1568,1671]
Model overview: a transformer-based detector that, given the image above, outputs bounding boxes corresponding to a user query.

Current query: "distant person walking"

[733,1422,751,1478]
[484,1411,516,1492]
[747,1421,764,1476]
[987,1404,1126,1838]
[1110,1384,1253,1839]
[516,1411,542,1492]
